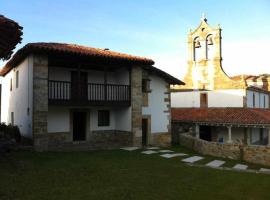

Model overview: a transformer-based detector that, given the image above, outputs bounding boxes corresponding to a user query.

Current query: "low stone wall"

[46,130,132,151]
[151,132,171,147]
[90,130,132,148]
[179,133,241,159]
[243,145,270,166]
[179,133,270,166]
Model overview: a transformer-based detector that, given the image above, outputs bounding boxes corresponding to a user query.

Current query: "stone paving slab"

[233,164,248,170]
[146,147,160,150]
[182,156,204,163]
[259,168,270,173]
[205,160,225,168]
[141,150,158,155]
[120,147,140,151]
[159,150,174,153]
[160,153,187,158]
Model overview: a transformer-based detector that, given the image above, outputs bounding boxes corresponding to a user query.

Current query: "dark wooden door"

[71,71,88,101]
[200,93,208,108]
[142,118,148,146]
[73,111,87,141]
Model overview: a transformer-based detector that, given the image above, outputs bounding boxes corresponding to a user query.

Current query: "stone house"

[0,42,183,151]
[171,16,270,145]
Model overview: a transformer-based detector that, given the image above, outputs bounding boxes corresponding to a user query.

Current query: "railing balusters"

[48,80,130,104]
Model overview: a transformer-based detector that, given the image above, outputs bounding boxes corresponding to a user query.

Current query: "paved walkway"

[120,146,270,175]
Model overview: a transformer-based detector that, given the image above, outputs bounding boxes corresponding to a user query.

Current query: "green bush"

[0,123,21,143]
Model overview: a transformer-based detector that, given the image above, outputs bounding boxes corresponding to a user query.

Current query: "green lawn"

[1,147,270,200]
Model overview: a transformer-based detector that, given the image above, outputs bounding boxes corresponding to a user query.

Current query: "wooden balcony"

[48,80,131,106]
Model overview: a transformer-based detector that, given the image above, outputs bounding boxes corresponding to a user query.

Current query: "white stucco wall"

[142,75,169,133]
[49,67,129,85]
[47,106,131,133]
[247,89,269,108]
[47,106,70,133]
[49,67,71,81]
[171,89,245,108]
[90,107,131,131]
[1,56,33,138]
[115,107,131,131]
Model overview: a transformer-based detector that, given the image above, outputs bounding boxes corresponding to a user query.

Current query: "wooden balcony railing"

[48,80,130,106]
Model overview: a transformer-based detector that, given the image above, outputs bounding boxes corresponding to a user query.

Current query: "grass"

[1,146,270,200]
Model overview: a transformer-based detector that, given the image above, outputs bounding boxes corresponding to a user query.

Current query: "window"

[98,110,110,126]
[253,93,256,108]
[10,78,12,91]
[142,79,151,93]
[16,70,19,88]
[264,95,266,108]
[200,93,208,108]
[11,112,14,125]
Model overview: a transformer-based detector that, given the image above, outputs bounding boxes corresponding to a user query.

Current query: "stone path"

[206,160,225,168]
[120,147,270,175]
[147,147,160,150]
[233,164,248,170]
[141,150,158,155]
[160,153,187,158]
[120,147,140,151]
[159,150,174,153]
[259,168,270,173]
[182,156,204,163]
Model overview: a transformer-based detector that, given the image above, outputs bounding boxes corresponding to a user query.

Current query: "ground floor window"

[98,110,110,126]
[11,112,14,125]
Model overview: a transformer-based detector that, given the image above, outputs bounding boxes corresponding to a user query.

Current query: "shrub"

[0,123,21,143]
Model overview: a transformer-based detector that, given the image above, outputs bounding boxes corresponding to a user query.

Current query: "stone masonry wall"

[179,133,270,167]
[32,55,49,151]
[151,132,171,147]
[179,133,241,159]
[131,66,143,146]
[243,145,270,167]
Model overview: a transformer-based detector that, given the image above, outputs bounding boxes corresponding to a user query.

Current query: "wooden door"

[142,118,148,146]
[73,111,87,141]
[71,71,88,101]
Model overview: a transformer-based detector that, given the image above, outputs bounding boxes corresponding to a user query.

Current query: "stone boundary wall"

[179,133,241,159]
[179,133,270,166]
[47,130,132,151]
[243,145,270,166]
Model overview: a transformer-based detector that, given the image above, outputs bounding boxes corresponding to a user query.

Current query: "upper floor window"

[142,79,151,93]
[200,93,208,108]
[16,70,19,88]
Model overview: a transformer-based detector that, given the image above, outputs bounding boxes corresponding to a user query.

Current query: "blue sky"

[1,0,270,78]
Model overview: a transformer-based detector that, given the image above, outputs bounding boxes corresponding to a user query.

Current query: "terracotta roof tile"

[172,108,270,126]
[0,42,184,85]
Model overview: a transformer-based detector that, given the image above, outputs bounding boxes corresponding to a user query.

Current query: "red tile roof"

[0,15,23,60]
[0,42,184,85]
[172,108,270,126]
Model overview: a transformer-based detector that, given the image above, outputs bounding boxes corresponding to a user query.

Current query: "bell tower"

[188,13,222,64]
[172,14,245,90]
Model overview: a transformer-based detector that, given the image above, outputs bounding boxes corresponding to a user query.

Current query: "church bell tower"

[173,14,244,90]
